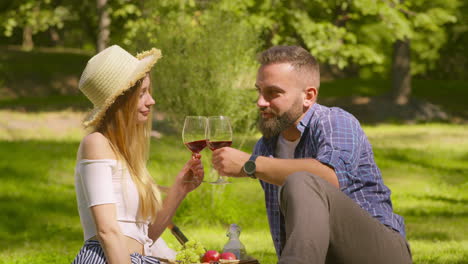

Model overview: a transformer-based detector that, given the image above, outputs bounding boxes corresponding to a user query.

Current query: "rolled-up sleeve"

[315,112,363,189]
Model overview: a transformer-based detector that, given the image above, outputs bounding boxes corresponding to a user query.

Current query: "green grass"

[0,116,467,263]
[364,124,468,263]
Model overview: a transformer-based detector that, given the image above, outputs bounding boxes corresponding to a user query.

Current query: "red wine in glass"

[182,116,208,183]
[207,116,233,184]
[182,116,208,156]
[207,140,232,151]
[185,139,207,154]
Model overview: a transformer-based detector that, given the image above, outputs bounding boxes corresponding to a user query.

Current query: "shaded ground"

[319,96,460,124]
[0,95,460,126]
[0,46,90,98]
[318,78,468,122]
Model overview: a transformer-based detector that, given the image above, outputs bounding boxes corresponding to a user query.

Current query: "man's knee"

[284,171,308,187]
[282,171,326,201]
[283,171,323,191]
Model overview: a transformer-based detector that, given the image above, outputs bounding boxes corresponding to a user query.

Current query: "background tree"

[392,38,411,104]
[0,0,71,50]
[215,0,459,104]
[96,0,110,52]
[387,0,459,104]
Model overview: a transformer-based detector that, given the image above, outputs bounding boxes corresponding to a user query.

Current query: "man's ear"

[303,86,317,108]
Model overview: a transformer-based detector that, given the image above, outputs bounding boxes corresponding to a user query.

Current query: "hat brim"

[82,48,162,128]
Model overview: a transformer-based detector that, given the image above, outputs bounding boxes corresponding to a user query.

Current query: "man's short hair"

[257,45,320,89]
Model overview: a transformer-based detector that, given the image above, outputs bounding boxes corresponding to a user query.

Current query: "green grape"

[175,240,206,264]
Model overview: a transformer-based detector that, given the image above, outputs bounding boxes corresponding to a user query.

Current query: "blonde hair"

[95,75,162,222]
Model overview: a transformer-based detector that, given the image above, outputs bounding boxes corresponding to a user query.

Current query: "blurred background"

[0,0,466,263]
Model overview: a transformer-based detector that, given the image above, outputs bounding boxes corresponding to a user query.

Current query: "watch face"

[244,160,256,175]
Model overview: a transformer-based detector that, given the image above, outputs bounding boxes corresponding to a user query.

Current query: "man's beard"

[258,102,303,139]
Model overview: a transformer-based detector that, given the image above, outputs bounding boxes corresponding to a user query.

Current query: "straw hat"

[78,45,162,127]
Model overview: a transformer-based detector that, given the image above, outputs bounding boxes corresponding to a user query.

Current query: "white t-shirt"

[275,135,300,205]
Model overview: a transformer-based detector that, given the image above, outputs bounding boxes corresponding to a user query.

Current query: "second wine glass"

[207,116,232,185]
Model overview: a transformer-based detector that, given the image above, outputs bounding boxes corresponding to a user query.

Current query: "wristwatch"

[243,155,258,179]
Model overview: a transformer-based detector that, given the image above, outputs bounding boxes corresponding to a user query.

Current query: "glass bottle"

[222,224,247,260]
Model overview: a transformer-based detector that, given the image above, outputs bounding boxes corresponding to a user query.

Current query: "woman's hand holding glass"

[175,154,205,194]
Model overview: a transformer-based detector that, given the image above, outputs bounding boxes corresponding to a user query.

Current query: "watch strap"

[249,154,259,162]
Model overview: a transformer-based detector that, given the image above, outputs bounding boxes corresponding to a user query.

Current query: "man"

[211,46,412,264]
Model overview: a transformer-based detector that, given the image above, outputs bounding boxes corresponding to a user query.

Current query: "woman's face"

[137,75,155,123]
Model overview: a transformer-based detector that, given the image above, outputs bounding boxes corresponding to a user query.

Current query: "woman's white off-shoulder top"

[74,159,155,255]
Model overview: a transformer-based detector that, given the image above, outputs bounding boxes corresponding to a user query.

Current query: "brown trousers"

[278,172,412,264]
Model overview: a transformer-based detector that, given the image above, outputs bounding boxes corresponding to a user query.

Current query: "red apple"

[202,250,220,262]
[220,252,237,260]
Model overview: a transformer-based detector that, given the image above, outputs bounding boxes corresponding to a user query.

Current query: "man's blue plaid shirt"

[254,103,406,256]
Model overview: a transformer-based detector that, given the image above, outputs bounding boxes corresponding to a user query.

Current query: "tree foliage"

[210,0,459,77]
[1,0,71,37]
[0,0,463,77]
[427,0,468,79]
[112,0,261,132]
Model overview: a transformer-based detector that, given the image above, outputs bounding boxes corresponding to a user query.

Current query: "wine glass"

[182,116,208,157]
[207,116,233,185]
[182,116,208,183]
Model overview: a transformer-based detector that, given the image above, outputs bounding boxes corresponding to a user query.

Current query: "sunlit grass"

[363,124,468,264]
[0,112,467,263]
[0,110,85,141]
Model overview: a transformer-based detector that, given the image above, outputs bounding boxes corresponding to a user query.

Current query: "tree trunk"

[22,26,34,51]
[96,0,110,52]
[50,28,63,46]
[391,38,411,105]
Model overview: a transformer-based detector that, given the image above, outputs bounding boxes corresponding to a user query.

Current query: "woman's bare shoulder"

[77,132,116,160]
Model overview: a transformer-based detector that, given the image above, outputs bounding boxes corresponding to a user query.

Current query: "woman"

[73,45,203,263]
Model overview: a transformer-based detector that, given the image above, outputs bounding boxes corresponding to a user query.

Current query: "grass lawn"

[0,46,466,263]
[0,111,466,263]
